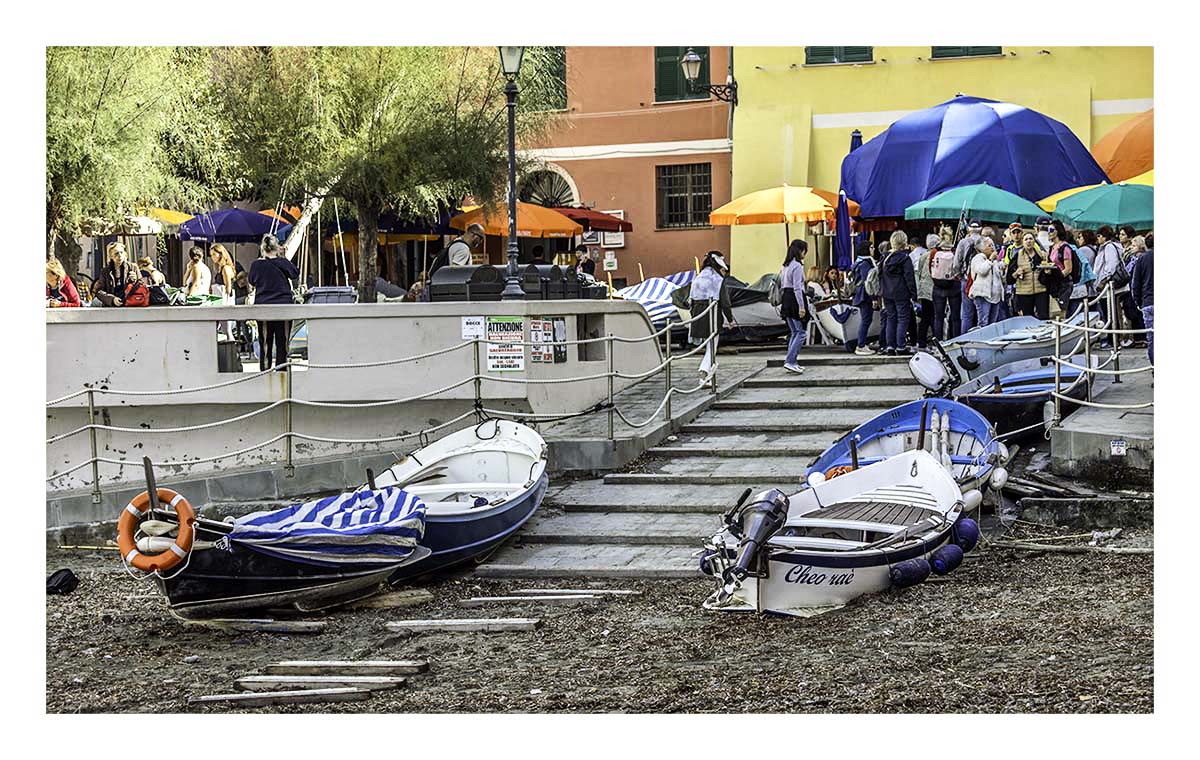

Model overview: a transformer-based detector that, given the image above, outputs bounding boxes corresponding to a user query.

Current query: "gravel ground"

[46,536,1152,714]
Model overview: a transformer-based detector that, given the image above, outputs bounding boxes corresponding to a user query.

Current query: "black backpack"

[1068,247,1083,284]
[47,568,79,595]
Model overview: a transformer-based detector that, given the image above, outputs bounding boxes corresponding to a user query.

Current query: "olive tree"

[210,46,564,302]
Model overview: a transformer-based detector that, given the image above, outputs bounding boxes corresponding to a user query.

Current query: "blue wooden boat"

[807,399,1003,493]
[940,311,1097,381]
[373,419,548,584]
[953,356,1093,441]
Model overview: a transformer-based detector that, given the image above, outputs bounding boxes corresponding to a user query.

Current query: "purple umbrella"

[179,208,279,243]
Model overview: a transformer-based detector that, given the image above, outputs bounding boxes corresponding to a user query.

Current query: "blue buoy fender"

[699,550,717,576]
[953,517,981,552]
[890,557,931,588]
[931,543,964,574]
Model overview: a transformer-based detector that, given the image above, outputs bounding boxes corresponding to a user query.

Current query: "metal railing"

[46,302,720,504]
[1048,283,1154,429]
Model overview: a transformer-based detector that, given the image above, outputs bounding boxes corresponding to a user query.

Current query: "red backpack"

[123,281,149,307]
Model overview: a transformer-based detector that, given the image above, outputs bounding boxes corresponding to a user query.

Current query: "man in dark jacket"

[1131,243,1153,365]
[849,241,877,355]
[880,230,918,355]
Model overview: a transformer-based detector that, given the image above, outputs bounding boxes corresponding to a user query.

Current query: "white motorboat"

[700,450,981,617]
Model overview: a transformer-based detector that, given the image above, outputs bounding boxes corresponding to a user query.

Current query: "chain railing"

[1048,282,1154,429]
[46,302,720,504]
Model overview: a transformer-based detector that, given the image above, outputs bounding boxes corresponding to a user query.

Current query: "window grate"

[656,163,712,229]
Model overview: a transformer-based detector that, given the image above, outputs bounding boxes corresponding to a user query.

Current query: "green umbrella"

[1051,182,1153,230]
[904,183,1047,225]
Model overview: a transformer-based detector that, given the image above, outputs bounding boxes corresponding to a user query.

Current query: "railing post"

[607,334,615,440]
[1109,286,1123,384]
[284,363,295,477]
[86,386,101,505]
[709,304,719,395]
[664,331,673,422]
[473,338,482,412]
[1083,315,1094,401]
[1052,321,1062,428]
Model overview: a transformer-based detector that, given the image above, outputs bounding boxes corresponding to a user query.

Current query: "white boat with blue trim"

[700,449,981,617]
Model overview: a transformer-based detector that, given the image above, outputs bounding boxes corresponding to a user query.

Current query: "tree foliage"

[209,46,565,300]
[45,47,245,266]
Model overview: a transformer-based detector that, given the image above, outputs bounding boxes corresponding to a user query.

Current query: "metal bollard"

[607,334,615,440]
[87,386,101,504]
[284,363,295,477]
[664,331,673,422]
[1052,322,1062,427]
[709,305,719,395]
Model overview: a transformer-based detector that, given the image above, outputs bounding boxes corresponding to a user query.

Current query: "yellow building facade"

[729,46,1153,281]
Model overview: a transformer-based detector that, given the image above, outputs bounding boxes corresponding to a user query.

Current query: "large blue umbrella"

[840,95,1110,219]
[180,207,279,243]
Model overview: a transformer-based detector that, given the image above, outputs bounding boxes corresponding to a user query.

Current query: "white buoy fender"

[990,467,1009,489]
[807,471,827,487]
[998,443,1010,463]
[962,489,983,512]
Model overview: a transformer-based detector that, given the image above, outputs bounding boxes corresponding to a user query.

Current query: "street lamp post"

[680,47,737,105]
[499,46,526,300]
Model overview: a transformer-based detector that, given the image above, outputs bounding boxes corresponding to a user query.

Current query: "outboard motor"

[717,488,790,599]
[909,342,962,398]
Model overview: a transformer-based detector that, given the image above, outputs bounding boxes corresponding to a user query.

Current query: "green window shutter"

[654,46,710,102]
[931,46,1002,59]
[806,46,873,64]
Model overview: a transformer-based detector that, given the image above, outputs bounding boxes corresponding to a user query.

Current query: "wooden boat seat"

[797,500,940,530]
[403,482,525,495]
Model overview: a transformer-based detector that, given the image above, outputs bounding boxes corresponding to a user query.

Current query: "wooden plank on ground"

[186,619,327,634]
[266,660,428,676]
[459,595,601,608]
[515,588,642,596]
[385,618,540,634]
[349,589,435,610]
[236,675,406,692]
[189,687,370,707]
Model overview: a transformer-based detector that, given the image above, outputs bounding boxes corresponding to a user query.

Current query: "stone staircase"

[475,349,920,579]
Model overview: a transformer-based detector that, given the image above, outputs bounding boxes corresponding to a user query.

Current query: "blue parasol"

[179,208,279,243]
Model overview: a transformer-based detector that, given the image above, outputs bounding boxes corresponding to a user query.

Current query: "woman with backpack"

[850,241,877,356]
[1007,232,1050,319]
[94,242,139,307]
[1046,220,1078,317]
[780,240,808,374]
[249,233,301,370]
[880,231,918,355]
[1094,226,1144,347]
[929,237,962,341]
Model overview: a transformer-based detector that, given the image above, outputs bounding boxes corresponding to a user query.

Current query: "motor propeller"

[717,488,790,601]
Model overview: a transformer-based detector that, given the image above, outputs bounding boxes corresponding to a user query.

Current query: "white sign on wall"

[461,315,485,340]
[485,316,525,372]
[601,209,626,248]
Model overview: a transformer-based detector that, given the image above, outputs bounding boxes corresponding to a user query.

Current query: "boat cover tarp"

[617,277,683,328]
[663,270,696,287]
[230,488,427,564]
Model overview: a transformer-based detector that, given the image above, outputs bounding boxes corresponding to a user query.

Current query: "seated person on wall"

[46,257,81,308]
[93,242,139,307]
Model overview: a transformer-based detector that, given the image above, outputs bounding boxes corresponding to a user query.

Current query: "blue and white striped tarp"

[230,488,427,564]
[662,270,696,288]
[617,277,682,329]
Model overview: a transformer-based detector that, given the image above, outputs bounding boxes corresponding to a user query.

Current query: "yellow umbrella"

[449,202,582,238]
[1036,184,1105,213]
[146,208,193,225]
[1126,169,1154,186]
[710,185,839,226]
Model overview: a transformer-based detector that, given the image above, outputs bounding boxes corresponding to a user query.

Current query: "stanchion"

[709,305,719,395]
[284,364,295,477]
[1052,322,1062,427]
[472,338,482,411]
[607,334,615,440]
[663,333,673,422]
[1109,286,1122,384]
[1083,319,1094,401]
[87,386,101,504]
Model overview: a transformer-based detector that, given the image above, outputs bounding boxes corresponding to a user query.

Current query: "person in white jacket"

[968,237,1004,327]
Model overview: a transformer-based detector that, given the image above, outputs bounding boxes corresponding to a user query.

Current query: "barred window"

[656,163,712,229]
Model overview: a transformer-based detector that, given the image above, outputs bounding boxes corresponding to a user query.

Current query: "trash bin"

[217,338,241,373]
[520,264,565,300]
[304,286,357,304]
[428,265,505,302]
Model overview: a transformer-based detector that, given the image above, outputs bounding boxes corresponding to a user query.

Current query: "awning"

[550,207,633,232]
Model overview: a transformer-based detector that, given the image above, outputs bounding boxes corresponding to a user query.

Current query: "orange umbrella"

[1092,109,1153,182]
[449,202,582,238]
[811,188,861,218]
[259,206,304,225]
[710,185,838,226]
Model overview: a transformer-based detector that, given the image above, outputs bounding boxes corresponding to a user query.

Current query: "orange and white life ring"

[825,465,855,480]
[116,489,196,573]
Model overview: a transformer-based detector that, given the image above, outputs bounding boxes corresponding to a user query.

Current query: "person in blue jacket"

[850,241,876,356]
[880,230,918,355]
[1130,235,1154,365]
